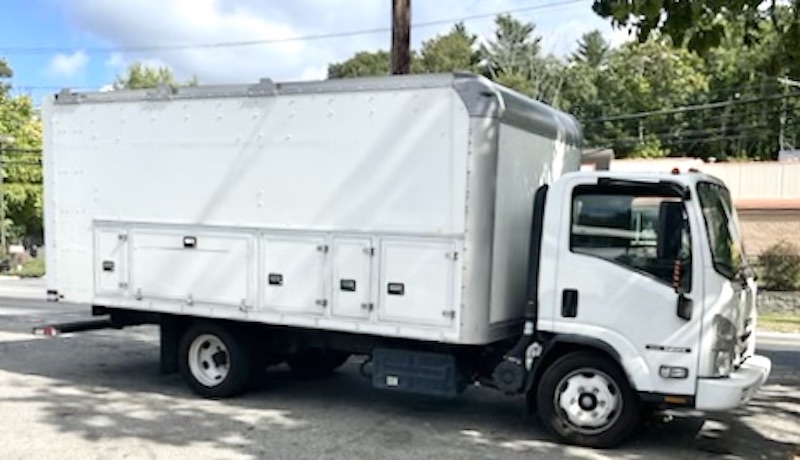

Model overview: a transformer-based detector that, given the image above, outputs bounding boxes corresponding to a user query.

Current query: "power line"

[0,0,587,56]
[592,101,800,130]
[605,131,781,148]
[601,120,800,145]
[585,90,800,123]
[0,148,42,154]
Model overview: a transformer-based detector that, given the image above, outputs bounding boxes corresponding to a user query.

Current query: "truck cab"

[527,170,771,445]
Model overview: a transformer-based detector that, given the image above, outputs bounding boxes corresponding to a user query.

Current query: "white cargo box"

[44,74,581,345]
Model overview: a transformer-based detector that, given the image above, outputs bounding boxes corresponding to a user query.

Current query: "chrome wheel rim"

[554,367,622,435]
[188,334,230,387]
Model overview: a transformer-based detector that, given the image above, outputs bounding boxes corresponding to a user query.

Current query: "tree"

[0,61,11,95]
[480,15,541,80]
[328,51,391,78]
[571,30,610,68]
[592,0,800,53]
[0,59,43,243]
[479,15,564,103]
[419,23,480,73]
[323,12,793,160]
[114,62,196,90]
[583,39,709,157]
[327,23,480,79]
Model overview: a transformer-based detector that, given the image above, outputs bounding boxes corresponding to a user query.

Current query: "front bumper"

[695,355,772,411]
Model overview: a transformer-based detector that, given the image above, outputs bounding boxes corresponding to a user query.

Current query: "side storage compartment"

[331,237,375,320]
[94,226,129,297]
[261,233,328,315]
[130,229,254,308]
[379,238,459,327]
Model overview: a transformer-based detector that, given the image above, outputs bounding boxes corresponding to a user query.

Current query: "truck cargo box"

[44,73,581,345]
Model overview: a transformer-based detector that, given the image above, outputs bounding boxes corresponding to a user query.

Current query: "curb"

[758,330,800,340]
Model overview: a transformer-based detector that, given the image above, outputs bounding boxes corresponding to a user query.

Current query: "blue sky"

[1,0,629,102]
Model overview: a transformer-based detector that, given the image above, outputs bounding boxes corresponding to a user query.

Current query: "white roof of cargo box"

[52,73,582,146]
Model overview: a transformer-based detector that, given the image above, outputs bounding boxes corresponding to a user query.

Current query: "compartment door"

[94,227,129,296]
[131,230,253,307]
[331,237,374,319]
[379,239,458,327]
[262,235,328,315]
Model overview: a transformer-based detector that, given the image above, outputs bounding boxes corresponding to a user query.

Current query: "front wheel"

[179,322,251,398]
[536,352,640,448]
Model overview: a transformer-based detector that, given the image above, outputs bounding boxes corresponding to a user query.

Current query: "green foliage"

[114,62,196,90]
[592,0,766,52]
[478,15,565,103]
[0,59,43,241]
[630,138,670,158]
[571,30,610,68]
[420,23,480,73]
[16,256,45,278]
[593,0,800,57]
[328,23,480,79]
[0,61,11,95]
[580,39,709,156]
[328,51,391,78]
[759,242,800,291]
[480,14,542,79]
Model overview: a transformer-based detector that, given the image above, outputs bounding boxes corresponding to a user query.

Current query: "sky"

[0,0,631,101]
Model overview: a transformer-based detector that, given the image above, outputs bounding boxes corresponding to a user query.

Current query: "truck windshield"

[697,182,746,280]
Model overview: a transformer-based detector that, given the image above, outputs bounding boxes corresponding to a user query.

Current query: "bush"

[17,257,45,278]
[759,241,800,291]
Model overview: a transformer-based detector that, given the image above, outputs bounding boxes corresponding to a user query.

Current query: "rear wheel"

[536,352,640,448]
[179,322,251,398]
[286,349,350,378]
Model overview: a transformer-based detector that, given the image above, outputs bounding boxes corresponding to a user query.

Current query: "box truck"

[39,73,771,447]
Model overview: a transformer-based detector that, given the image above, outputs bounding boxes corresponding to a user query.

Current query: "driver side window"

[570,186,692,290]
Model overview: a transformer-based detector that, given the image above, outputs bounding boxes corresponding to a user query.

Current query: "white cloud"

[104,52,125,70]
[48,50,89,78]
[60,0,630,84]
[607,26,635,47]
[299,65,328,82]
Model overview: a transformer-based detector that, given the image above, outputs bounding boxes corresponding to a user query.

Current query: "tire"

[536,351,640,448]
[286,349,350,378]
[178,322,251,398]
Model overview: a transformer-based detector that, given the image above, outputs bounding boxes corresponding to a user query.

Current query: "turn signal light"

[664,395,689,405]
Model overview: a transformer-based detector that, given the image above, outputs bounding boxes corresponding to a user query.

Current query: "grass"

[758,313,800,333]
[16,257,45,278]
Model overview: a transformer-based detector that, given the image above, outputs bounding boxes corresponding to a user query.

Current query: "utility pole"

[391,0,411,75]
[0,135,11,259]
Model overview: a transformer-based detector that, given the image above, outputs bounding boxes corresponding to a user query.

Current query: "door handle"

[677,293,693,320]
[561,289,578,318]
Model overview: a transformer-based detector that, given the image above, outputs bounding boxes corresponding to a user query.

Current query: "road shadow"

[0,327,796,459]
[0,329,573,459]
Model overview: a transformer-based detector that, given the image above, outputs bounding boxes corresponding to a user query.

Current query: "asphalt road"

[0,295,797,460]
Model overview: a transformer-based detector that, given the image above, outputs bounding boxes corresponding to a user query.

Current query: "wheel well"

[526,340,631,414]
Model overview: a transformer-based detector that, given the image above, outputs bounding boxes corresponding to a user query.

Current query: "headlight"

[711,315,736,377]
[713,350,733,377]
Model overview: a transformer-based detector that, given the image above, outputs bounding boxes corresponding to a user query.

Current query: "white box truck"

[40,73,771,447]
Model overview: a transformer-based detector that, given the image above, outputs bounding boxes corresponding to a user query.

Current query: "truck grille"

[736,318,755,366]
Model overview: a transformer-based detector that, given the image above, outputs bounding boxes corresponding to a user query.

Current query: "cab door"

[550,178,704,396]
